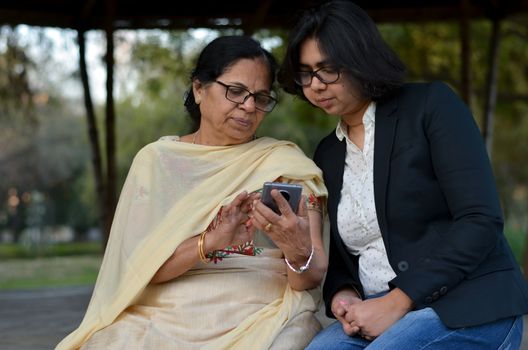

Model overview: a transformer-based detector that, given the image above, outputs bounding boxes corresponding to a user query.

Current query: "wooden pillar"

[76,0,104,245]
[482,18,501,158]
[103,0,117,248]
[459,0,471,106]
[243,0,272,35]
[77,29,105,237]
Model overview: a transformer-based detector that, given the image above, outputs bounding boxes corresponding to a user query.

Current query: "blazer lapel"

[374,98,398,249]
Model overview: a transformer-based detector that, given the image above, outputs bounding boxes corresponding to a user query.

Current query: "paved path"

[1,286,527,349]
[0,286,92,350]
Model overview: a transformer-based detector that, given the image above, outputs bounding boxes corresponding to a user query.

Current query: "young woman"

[279,1,528,349]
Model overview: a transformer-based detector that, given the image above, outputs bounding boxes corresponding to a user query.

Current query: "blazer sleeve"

[390,81,505,306]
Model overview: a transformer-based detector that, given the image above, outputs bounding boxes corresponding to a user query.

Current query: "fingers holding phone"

[261,182,302,216]
[252,182,302,230]
[251,182,311,250]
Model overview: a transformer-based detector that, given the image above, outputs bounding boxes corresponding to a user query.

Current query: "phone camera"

[279,190,291,201]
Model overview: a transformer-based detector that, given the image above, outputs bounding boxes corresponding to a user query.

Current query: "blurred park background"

[2,2,528,348]
[1,2,528,298]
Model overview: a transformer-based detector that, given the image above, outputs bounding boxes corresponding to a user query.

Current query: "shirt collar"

[335,101,376,141]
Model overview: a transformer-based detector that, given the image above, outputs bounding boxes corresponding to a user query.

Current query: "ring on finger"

[264,222,272,231]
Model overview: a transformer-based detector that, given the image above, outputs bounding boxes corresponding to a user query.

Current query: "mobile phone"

[261,182,303,215]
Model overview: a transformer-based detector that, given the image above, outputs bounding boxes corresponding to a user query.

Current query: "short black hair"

[278,0,405,102]
[184,35,278,131]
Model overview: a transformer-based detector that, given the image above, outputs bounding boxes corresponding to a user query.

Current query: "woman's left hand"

[251,189,312,264]
[344,288,414,339]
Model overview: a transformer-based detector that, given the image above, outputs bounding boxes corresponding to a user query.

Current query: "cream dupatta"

[57,136,327,350]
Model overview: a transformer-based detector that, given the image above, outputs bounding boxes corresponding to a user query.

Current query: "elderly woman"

[57,35,327,350]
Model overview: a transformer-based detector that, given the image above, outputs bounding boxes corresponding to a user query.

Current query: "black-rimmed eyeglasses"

[215,81,277,112]
[294,67,340,86]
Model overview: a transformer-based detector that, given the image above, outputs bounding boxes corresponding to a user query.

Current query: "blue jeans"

[306,307,523,350]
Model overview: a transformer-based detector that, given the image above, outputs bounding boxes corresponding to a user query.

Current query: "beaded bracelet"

[197,230,209,263]
[285,247,314,274]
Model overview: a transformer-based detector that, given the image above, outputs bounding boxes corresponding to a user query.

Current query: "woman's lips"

[317,97,333,109]
[232,117,252,128]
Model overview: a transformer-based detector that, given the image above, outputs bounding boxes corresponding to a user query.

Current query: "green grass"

[0,241,102,259]
[0,242,103,290]
[0,229,524,291]
[0,255,102,290]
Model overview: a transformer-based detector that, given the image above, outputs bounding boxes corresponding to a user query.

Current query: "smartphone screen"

[261,182,302,215]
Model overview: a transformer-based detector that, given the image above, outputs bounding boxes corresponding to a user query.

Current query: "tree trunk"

[103,0,117,250]
[482,19,501,157]
[77,29,106,245]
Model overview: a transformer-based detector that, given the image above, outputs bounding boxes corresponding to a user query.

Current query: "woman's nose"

[240,95,257,111]
[310,75,327,90]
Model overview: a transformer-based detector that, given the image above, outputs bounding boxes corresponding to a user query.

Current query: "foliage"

[1,18,527,262]
[0,26,95,240]
[490,16,528,234]
[0,27,37,130]
[259,93,335,157]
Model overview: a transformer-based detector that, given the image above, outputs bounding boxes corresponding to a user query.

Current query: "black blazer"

[314,81,528,328]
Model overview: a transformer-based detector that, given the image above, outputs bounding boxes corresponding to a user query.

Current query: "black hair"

[278,0,406,102]
[184,35,278,131]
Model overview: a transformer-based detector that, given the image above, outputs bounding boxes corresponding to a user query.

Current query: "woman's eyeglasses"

[294,67,340,86]
[215,81,277,112]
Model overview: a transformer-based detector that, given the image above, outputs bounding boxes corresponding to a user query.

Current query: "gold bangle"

[198,230,209,263]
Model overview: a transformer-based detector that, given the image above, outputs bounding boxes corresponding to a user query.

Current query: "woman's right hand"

[150,191,256,284]
[331,288,362,336]
[208,191,257,250]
